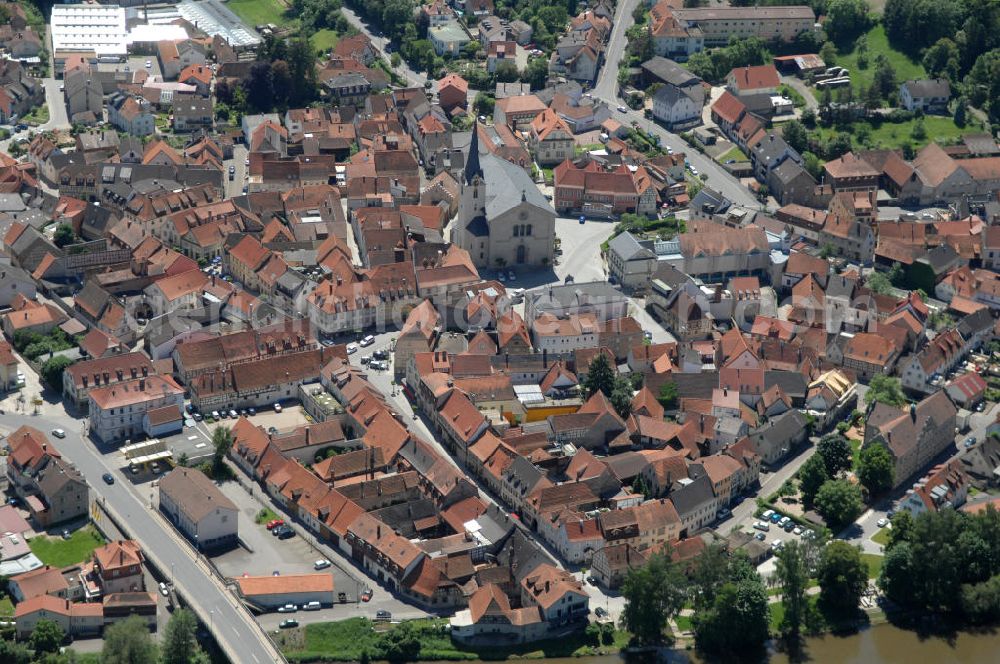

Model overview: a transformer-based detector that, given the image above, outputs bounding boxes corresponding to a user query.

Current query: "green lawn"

[816,115,973,152]
[769,601,785,633]
[0,594,14,616]
[719,145,748,163]
[29,526,105,567]
[861,553,884,579]
[833,25,926,94]
[675,614,694,633]
[227,0,290,27]
[778,83,806,108]
[283,618,631,661]
[871,528,891,546]
[311,29,339,53]
[255,507,278,525]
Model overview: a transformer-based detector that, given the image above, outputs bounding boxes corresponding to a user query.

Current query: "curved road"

[1,404,283,664]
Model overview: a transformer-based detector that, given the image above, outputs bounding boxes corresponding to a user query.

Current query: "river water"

[504,622,1000,664]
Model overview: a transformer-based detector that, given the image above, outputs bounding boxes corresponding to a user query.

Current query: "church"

[450,125,556,270]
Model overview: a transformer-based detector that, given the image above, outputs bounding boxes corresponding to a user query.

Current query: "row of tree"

[622,534,872,655]
[1,609,205,664]
[880,504,1000,621]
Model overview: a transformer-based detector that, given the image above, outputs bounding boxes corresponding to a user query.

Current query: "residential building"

[159,467,239,551]
[92,540,145,594]
[429,21,470,56]
[15,596,103,639]
[88,375,185,443]
[107,92,154,136]
[726,65,780,96]
[899,79,950,114]
[652,84,703,129]
[553,159,658,217]
[527,109,575,166]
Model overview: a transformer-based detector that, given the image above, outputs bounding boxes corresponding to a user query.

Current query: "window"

[526,224,532,235]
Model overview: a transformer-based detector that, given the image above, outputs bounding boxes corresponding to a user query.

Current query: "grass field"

[816,115,973,151]
[871,527,891,546]
[282,618,631,661]
[0,595,14,616]
[29,526,105,567]
[227,0,289,27]
[719,145,748,162]
[834,25,926,94]
[311,29,340,53]
[255,507,278,524]
[675,614,694,633]
[861,553,884,579]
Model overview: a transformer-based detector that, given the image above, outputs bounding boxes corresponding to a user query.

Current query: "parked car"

[277,604,297,613]
[754,532,766,541]
[211,410,220,420]
[617,105,627,113]
[595,607,608,618]
[248,407,256,416]
[277,528,295,540]
[279,619,299,628]
[51,428,66,439]
[273,403,282,413]
[769,512,783,524]
[762,509,775,520]
[360,335,375,347]
[360,355,371,365]
[266,519,285,530]
[877,518,888,528]
[783,521,795,532]
[159,582,169,597]
[61,530,71,540]
[102,473,115,485]
[771,539,783,550]
[314,559,331,570]
[360,589,372,602]
[303,601,322,611]
[375,610,391,621]
[753,521,770,532]
[346,343,359,355]
[965,436,977,448]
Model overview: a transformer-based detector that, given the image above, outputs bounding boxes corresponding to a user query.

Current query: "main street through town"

[0,399,283,664]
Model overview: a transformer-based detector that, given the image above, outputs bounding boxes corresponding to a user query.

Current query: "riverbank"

[275,617,633,662]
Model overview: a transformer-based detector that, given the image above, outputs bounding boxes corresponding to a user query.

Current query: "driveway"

[780,75,819,111]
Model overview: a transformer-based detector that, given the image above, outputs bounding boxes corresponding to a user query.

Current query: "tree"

[0,639,32,664]
[878,540,916,605]
[162,609,200,664]
[53,223,75,248]
[212,425,233,475]
[953,96,968,127]
[866,271,893,294]
[243,61,273,112]
[817,541,867,618]
[693,577,770,656]
[856,443,894,495]
[461,40,481,59]
[775,540,809,639]
[494,60,519,83]
[866,374,906,407]
[781,119,808,153]
[872,55,897,99]
[819,41,837,67]
[657,381,678,410]
[40,355,74,393]
[798,454,829,509]
[911,116,927,140]
[102,615,158,664]
[379,621,421,661]
[817,433,853,477]
[688,544,730,610]
[922,38,960,81]
[270,60,292,106]
[583,352,616,399]
[610,382,632,419]
[31,619,65,654]
[823,0,872,44]
[814,479,864,530]
[522,57,548,90]
[621,553,687,644]
[473,92,494,116]
[887,509,914,548]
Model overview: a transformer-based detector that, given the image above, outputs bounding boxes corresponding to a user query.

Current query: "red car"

[360,589,372,602]
[266,519,285,530]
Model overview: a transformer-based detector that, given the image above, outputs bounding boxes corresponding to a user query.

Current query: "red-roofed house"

[945,372,987,409]
[726,64,780,96]
[437,73,468,113]
[528,109,574,165]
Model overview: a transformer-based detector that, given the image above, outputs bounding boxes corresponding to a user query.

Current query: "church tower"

[460,122,487,225]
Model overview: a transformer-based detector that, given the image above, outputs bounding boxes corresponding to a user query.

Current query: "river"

[502,622,1000,664]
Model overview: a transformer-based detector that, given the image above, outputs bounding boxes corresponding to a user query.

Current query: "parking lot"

[96,55,161,78]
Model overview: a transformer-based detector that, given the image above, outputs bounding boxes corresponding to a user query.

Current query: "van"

[303,601,321,611]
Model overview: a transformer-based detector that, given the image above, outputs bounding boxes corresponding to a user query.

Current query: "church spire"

[464,121,483,185]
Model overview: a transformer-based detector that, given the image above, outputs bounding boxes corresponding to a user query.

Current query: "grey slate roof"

[608,231,655,261]
[764,371,808,400]
[480,152,554,219]
[642,56,702,88]
[901,78,950,99]
[668,474,715,518]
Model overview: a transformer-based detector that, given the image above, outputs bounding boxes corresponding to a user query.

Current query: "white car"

[360,335,375,347]
[346,342,359,354]
[617,105,627,113]
[762,509,775,520]
[877,518,888,528]
[314,559,331,570]
[753,521,770,532]
[51,428,66,439]
[277,604,297,613]
[159,582,169,597]
[273,402,282,413]
[145,59,152,69]
[771,539,783,550]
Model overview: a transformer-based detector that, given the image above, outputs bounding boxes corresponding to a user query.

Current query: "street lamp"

[170,562,175,584]
[209,609,214,632]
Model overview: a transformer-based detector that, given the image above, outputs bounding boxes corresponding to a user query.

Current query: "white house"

[159,467,239,550]
[652,84,703,129]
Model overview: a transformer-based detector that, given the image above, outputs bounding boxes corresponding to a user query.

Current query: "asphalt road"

[338,4,427,88]
[1,388,283,663]
[590,0,760,209]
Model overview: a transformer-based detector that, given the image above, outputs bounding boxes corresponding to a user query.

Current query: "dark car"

[277,527,296,540]
[102,473,115,485]
[279,619,299,629]
[375,610,391,621]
